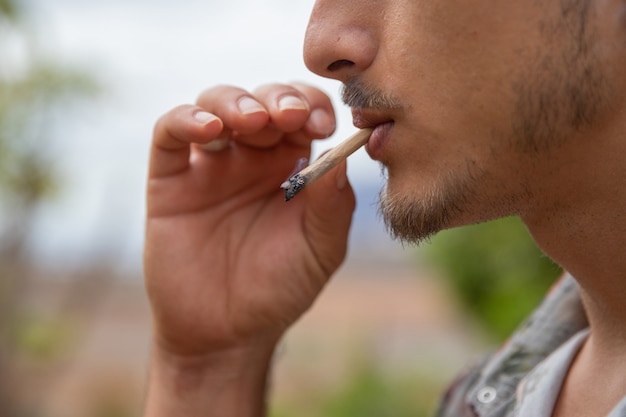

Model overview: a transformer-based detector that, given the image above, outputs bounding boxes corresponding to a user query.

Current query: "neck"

[522,115,626,352]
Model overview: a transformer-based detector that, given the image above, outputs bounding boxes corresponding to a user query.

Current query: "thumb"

[303,160,356,274]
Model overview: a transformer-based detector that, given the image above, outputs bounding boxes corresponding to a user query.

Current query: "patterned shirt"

[435,274,626,417]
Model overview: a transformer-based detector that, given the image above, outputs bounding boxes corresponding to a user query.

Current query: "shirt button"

[477,386,497,404]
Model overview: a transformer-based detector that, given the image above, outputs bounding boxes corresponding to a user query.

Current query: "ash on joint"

[281,173,307,202]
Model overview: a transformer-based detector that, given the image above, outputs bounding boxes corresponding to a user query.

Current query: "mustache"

[341,77,402,110]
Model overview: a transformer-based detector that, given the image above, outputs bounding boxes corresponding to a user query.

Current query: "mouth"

[351,109,394,129]
[351,109,395,161]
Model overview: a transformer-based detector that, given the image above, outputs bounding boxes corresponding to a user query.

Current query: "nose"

[303,1,377,82]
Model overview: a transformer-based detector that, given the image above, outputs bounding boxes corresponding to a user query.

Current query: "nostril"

[327,59,355,72]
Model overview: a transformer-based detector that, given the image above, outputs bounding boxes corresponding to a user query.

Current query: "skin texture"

[305,0,615,244]
[143,84,355,416]
[143,0,626,416]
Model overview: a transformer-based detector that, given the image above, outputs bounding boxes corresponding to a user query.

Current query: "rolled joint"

[280,174,307,202]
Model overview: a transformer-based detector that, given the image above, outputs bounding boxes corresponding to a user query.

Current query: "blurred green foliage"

[271,362,440,417]
[0,52,98,214]
[93,401,136,417]
[0,0,18,20]
[12,314,75,361]
[420,216,562,341]
[0,2,99,258]
[321,367,437,417]
[1,1,99,416]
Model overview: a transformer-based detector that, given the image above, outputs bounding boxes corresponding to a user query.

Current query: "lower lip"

[365,122,394,160]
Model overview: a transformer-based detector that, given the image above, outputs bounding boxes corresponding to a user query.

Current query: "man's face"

[303,0,616,243]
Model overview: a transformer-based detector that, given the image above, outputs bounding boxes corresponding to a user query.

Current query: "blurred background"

[0,1,562,416]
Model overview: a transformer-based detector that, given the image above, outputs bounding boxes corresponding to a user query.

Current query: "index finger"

[150,104,224,178]
[250,83,337,147]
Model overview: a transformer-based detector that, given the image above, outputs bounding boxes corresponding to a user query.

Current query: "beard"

[377,170,468,245]
[372,0,609,245]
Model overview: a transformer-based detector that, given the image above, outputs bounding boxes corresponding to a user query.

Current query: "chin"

[378,165,488,244]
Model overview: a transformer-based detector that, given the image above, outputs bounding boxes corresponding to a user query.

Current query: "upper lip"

[351,108,394,129]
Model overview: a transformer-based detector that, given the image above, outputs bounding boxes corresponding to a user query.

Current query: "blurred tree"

[270,360,440,417]
[419,216,562,342]
[0,0,18,19]
[320,364,437,417]
[1,1,98,415]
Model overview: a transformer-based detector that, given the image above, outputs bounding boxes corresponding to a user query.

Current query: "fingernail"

[201,137,230,152]
[307,108,335,137]
[194,111,219,125]
[278,95,308,111]
[238,97,266,115]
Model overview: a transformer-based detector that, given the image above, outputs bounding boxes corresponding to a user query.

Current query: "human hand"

[144,83,355,363]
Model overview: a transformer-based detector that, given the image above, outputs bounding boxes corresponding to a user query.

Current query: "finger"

[195,84,336,150]
[220,84,313,150]
[291,82,336,139]
[196,85,270,136]
[302,160,356,276]
[252,83,337,147]
[253,83,311,133]
[151,105,224,178]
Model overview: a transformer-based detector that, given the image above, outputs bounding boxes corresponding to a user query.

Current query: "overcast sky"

[16,0,398,273]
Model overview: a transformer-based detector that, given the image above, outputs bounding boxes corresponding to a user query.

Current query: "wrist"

[144,339,277,417]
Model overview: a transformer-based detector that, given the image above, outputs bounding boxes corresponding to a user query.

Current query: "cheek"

[385,53,518,162]
[382,4,541,145]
